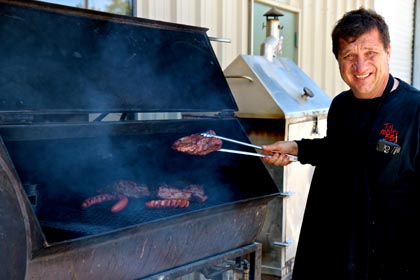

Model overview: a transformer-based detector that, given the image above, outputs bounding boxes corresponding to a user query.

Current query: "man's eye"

[343,54,355,60]
[366,51,376,58]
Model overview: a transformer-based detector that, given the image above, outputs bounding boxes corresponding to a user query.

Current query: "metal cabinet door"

[283,116,327,267]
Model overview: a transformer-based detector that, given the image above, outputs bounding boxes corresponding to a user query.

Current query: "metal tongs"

[200,132,298,161]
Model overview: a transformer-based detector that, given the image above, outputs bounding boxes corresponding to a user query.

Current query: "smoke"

[0,2,278,248]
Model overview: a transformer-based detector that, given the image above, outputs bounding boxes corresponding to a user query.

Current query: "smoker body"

[0,1,279,279]
[0,119,278,280]
[224,55,331,278]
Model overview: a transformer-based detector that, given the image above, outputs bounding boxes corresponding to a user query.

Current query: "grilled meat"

[156,184,193,200]
[184,184,208,203]
[81,194,117,209]
[81,179,150,213]
[171,130,222,155]
[99,179,150,198]
[156,184,207,203]
[80,194,129,213]
[82,180,207,212]
[111,195,129,213]
[145,199,190,208]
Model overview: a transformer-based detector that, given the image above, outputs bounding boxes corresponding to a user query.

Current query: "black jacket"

[292,76,420,280]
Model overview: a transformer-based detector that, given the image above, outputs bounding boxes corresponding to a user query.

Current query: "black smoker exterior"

[0,1,279,279]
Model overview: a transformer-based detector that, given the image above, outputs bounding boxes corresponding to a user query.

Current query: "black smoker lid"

[0,0,238,114]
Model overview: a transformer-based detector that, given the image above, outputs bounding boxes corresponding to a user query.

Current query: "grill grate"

[38,198,213,236]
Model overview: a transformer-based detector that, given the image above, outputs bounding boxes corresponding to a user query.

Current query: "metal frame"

[143,243,262,280]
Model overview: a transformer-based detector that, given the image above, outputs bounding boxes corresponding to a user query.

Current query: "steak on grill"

[99,179,150,198]
[184,184,208,203]
[156,184,193,200]
[156,184,208,203]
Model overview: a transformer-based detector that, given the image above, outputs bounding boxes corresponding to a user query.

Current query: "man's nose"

[353,56,367,71]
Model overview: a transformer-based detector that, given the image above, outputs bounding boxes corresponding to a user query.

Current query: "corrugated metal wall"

[298,0,375,96]
[375,0,415,83]
[136,0,249,73]
[136,0,414,98]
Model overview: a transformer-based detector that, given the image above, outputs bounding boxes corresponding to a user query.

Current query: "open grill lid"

[0,0,238,116]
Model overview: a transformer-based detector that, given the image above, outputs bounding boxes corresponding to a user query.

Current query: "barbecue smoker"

[224,8,332,279]
[0,1,280,279]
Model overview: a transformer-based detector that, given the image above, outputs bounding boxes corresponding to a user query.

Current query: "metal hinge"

[279,191,295,198]
[208,37,231,43]
[217,110,236,118]
[273,240,294,247]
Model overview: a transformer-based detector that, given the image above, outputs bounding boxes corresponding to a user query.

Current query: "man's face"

[337,28,390,99]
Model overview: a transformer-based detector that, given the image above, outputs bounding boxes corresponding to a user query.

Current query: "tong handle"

[218,149,298,161]
[200,133,262,149]
[284,154,298,162]
[201,132,298,161]
[218,149,269,158]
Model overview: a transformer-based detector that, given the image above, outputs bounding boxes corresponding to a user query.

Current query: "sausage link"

[81,194,117,209]
[111,195,129,213]
[178,198,189,207]
[145,199,190,208]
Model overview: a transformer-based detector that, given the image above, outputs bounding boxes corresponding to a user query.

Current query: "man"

[262,8,420,280]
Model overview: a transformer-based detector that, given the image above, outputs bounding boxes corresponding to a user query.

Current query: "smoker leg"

[249,244,262,280]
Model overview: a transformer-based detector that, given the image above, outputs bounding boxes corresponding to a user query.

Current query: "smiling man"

[336,29,395,99]
[262,8,420,280]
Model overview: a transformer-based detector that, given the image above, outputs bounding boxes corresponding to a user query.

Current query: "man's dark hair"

[331,7,390,59]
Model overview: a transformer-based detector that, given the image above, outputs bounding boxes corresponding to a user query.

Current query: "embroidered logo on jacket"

[376,123,401,155]
[380,123,398,143]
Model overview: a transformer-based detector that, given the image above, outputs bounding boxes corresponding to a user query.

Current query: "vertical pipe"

[414,0,420,88]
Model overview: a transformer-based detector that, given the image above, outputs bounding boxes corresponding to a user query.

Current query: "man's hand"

[262,141,298,166]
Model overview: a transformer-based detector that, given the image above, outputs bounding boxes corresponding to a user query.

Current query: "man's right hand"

[262,141,298,166]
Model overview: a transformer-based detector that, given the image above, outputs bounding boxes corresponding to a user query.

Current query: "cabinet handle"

[225,75,254,82]
[302,87,314,100]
